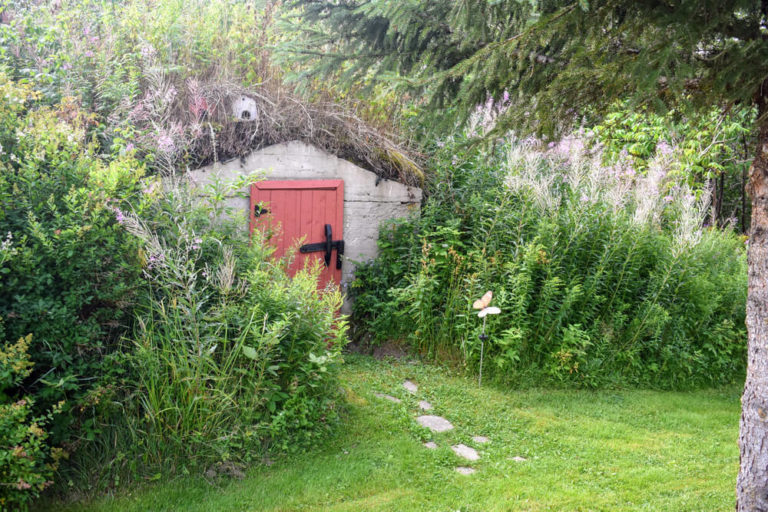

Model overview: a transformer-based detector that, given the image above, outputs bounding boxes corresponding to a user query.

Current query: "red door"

[250,180,344,289]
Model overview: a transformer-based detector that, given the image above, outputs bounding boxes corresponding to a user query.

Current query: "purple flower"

[113,207,125,224]
[656,141,673,156]
[84,50,94,58]
[157,134,175,154]
[663,195,674,203]
[147,253,165,269]
[142,181,158,195]
[140,45,156,59]
[125,143,135,152]
[61,62,71,71]
[502,90,510,103]
[164,85,177,104]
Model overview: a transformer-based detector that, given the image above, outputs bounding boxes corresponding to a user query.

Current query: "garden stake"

[473,291,500,387]
[479,316,488,386]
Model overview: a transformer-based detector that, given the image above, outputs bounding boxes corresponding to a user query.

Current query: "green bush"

[0,334,65,511]
[115,178,347,472]
[352,139,747,389]
[0,75,146,445]
[589,102,754,231]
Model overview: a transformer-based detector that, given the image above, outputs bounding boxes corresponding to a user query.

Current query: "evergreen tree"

[289,1,768,508]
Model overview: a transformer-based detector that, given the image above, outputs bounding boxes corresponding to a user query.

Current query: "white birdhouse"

[231,95,258,122]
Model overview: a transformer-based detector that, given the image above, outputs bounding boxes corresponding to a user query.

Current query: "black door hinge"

[299,224,344,269]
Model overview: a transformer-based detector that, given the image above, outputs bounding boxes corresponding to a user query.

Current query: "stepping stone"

[418,400,433,411]
[375,393,401,403]
[472,435,489,444]
[423,441,438,449]
[403,380,418,393]
[417,415,454,432]
[511,456,527,462]
[455,467,476,475]
[451,444,480,461]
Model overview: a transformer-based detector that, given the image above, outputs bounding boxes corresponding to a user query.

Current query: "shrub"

[0,334,65,511]
[351,139,747,389]
[0,75,146,446]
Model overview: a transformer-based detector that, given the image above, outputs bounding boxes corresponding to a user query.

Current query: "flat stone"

[451,444,480,461]
[375,393,401,403]
[455,467,476,475]
[423,441,438,449]
[416,415,454,432]
[403,380,418,393]
[511,456,527,462]
[418,400,433,410]
[472,435,489,444]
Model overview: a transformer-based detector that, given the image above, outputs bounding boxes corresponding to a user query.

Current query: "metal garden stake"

[473,291,500,386]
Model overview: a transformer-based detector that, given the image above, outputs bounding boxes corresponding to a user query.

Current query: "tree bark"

[737,88,768,511]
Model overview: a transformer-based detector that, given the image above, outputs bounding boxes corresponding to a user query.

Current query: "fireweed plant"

[351,138,747,389]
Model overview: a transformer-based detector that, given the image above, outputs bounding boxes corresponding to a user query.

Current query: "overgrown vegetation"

[352,136,747,388]
[115,179,346,471]
[0,0,758,509]
[0,0,420,183]
[0,71,347,508]
[590,103,754,231]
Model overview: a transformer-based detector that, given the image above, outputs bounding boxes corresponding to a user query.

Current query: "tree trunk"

[737,91,768,511]
[744,134,750,234]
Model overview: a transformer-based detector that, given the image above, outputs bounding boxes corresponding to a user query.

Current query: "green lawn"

[50,355,741,511]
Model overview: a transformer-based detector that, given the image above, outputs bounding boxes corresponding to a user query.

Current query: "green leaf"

[242,346,258,360]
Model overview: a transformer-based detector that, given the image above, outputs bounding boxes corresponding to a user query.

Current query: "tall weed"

[114,179,347,470]
[352,139,747,388]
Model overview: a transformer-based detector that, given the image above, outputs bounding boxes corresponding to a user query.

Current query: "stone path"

[417,415,453,432]
[451,444,480,461]
[377,380,497,475]
[403,380,418,393]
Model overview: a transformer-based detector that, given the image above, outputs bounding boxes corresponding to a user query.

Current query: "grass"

[47,354,741,511]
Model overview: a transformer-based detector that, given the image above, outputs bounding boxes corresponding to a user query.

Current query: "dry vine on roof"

[118,67,423,187]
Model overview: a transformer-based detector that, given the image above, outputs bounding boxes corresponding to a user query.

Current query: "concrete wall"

[187,140,422,311]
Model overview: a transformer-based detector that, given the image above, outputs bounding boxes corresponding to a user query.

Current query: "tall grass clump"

[108,177,347,474]
[351,138,747,389]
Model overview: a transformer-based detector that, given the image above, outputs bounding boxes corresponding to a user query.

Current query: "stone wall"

[187,140,422,311]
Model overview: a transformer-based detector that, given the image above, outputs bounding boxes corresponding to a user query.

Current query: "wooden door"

[250,180,344,289]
